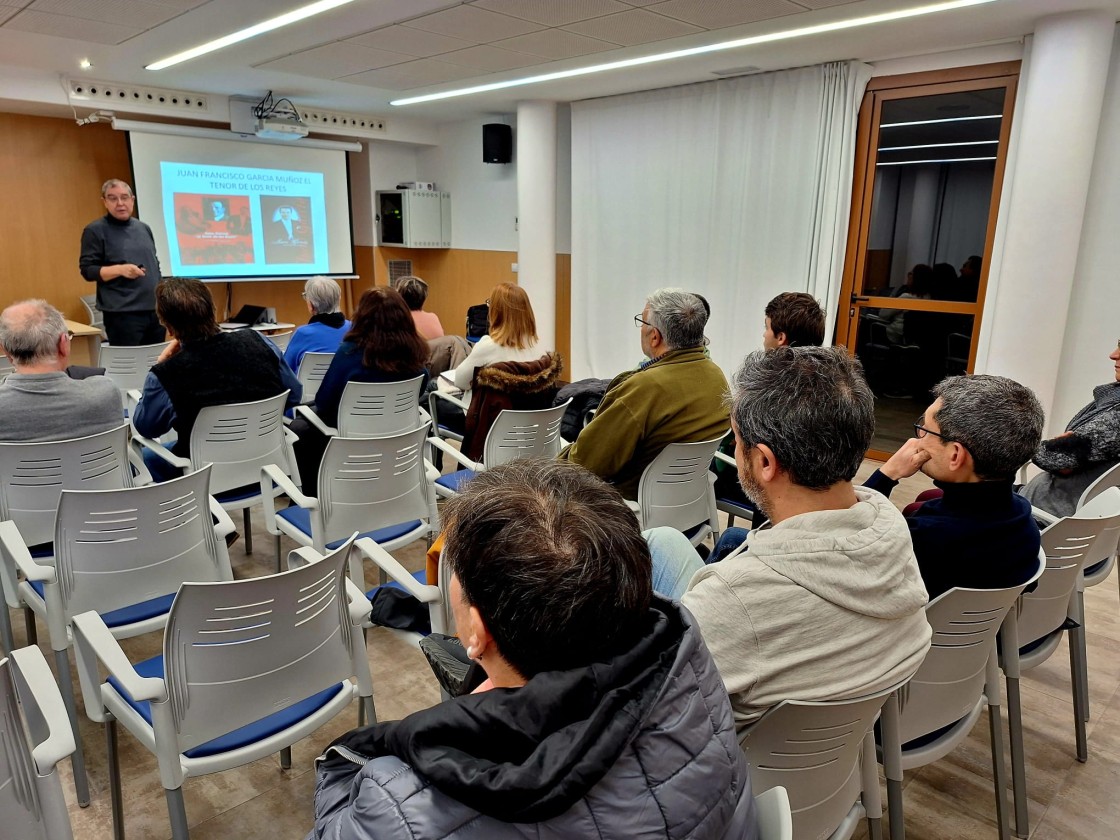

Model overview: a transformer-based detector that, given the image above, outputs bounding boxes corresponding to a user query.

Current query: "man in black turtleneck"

[79,178,165,346]
[865,374,1045,599]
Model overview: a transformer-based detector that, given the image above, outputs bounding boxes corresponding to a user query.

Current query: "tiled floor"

[13,461,1117,838]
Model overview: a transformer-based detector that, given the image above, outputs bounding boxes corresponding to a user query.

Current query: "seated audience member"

[0,299,122,441]
[560,288,729,500]
[283,276,350,372]
[393,275,444,340]
[310,459,759,840]
[1021,340,1120,517]
[132,278,301,481]
[451,282,543,402]
[291,287,429,488]
[682,347,931,731]
[865,375,1044,599]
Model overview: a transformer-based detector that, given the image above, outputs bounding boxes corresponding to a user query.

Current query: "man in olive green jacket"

[559,289,729,500]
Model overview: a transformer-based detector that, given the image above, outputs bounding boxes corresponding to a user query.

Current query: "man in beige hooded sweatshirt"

[683,346,932,733]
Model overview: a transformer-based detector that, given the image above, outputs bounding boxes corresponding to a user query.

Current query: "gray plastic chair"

[0,645,75,840]
[739,682,903,840]
[1000,487,1120,837]
[79,293,106,340]
[295,375,427,438]
[755,786,794,840]
[99,342,170,400]
[296,351,334,406]
[72,534,373,840]
[630,436,724,547]
[879,556,1045,840]
[265,330,294,351]
[1,466,234,815]
[0,355,13,385]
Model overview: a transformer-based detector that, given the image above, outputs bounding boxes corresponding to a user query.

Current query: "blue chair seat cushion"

[214,483,262,505]
[275,507,423,549]
[435,469,477,494]
[106,654,344,758]
[366,568,429,600]
[27,581,176,628]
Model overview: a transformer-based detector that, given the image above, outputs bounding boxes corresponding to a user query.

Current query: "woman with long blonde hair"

[452,282,544,401]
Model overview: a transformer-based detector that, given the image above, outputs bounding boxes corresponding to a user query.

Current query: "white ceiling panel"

[0,6,18,21]
[28,0,183,29]
[647,0,806,29]
[342,58,483,90]
[0,0,33,7]
[440,44,542,71]
[257,43,412,79]
[4,8,140,42]
[618,0,664,6]
[470,0,631,27]
[564,8,703,46]
[346,24,475,56]
[798,0,865,8]
[494,28,620,59]
[404,4,545,41]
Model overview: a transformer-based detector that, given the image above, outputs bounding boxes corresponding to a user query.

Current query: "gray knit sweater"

[0,372,123,442]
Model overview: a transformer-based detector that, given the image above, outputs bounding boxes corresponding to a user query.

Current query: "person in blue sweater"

[291,286,429,490]
[283,276,350,373]
[864,374,1045,599]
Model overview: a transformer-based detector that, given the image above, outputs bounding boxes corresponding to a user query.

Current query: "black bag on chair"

[466,302,489,338]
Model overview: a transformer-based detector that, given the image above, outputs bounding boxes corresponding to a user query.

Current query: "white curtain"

[570,60,872,379]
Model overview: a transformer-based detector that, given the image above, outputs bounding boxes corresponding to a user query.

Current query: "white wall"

[556,103,572,255]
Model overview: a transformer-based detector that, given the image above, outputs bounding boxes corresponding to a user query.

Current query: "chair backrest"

[0,356,13,385]
[158,536,359,754]
[740,685,897,840]
[754,786,794,840]
[1017,487,1120,649]
[188,392,294,495]
[336,376,426,438]
[266,331,294,351]
[0,425,132,547]
[313,425,436,549]
[296,352,335,405]
[50,466,230,625]
[98,342,170,396]
[79,294,104,332]
[636,436,724,533]
[1078,461,1120,509]
[1079,462,1120,570]
[0,646,74,840]
[481,400,571,468]
[898,558,1044,746]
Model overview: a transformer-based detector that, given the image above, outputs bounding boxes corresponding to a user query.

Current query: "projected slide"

[160,162,328,278]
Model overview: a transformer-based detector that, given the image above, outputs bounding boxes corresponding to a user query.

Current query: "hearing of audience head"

[156,277,220,342]
[762,292,825,349]
[302,276,343,316]
[345,286,428,373]
[393,275,429,312]
[487,282,538,350]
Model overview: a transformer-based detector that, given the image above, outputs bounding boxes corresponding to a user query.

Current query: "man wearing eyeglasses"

[559,288,729,500]
[79,179,165,346]
[864,374,1044,599]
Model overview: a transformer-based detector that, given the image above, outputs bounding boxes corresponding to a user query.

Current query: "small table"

[65,320,103,367]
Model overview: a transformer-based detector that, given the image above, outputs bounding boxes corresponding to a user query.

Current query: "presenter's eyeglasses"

[104,194,134,203]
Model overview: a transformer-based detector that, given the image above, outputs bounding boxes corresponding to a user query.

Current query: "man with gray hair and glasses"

[681,347,931,732]
[284,276,351,372]
[863,374,1044,600]
[0,299,122,442]
[559,287,729,500]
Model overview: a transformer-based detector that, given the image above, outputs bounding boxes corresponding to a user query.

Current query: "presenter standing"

[79,179,165,345]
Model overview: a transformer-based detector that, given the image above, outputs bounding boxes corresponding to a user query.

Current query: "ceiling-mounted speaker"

[483,123,512,164]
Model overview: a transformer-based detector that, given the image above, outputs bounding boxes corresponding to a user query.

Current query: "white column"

[980,12,1114,423]
[516,100,557,351]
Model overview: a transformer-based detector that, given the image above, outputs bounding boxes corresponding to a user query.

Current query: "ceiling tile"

[347,24,475,56]
[149,0,208,8]
[798,0,865,7]
[341,58,483,91]
[28,0,179,29]
[647,0,805,29]
[0,6,18,21]
[471,0,630,27]
[439,44,541,71]
[404,5,545,41]
[563,8,702,45]
[618,0,663,6]
[4,8,140,42]
[0,0,33,7]
[256,43,412,79]
[494,28,620,59]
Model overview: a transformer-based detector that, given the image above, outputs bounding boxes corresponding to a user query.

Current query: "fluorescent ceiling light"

[878,140,999,151]
[146,0,359,70]
[876,156,997,165]
[391,0,998,106]
[881,114,1002,128]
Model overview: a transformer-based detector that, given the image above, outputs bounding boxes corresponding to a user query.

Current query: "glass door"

[836,66,1018,456]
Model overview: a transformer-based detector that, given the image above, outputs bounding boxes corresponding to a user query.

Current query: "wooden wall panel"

[555,253,571,378]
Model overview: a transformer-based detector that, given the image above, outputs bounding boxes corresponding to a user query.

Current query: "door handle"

[850,293,870,303]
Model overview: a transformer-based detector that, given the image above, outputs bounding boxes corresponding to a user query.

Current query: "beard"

[738,459,771,519]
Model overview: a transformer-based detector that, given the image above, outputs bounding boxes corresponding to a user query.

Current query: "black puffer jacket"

[308,597,758,840]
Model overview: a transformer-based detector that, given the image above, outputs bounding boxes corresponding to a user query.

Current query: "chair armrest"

[129,430,191,470]
[713,450,736,468]
[208,496,237,541]
[1031,506,1058,527]
[71,611,166,724]
[424,459,442,483]
[429,389,468,412]
[0,520,55,594]
[9,646,76,774]
[125,389,142,416]
[260,463,317,537]
[294,405,337,437]
[427,436,482,472]
[354,538,441,604]
[286,546,326,570]
[344,578,373,626]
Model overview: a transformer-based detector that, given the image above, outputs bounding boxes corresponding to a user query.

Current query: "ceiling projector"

[255,116,309,140]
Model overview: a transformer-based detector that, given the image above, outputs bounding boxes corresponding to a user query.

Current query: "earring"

[465,646,478,660]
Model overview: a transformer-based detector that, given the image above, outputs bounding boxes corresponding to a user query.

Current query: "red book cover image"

[261,195,315,265]
[174,194,254,265]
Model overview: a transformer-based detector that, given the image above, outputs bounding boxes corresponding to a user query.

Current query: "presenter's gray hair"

[645,288,708,349]
[0,299,68,365]
[100,179,132,197]
[303,276,342,314]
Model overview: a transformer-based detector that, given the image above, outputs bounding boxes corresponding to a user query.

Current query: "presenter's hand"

[119,263,147,279]
[157,339,181,363]
[880,437,930,481]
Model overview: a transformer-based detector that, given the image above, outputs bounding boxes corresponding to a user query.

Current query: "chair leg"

[107,719,126,840]
[861,729,883,840]
[1069,624,1089,762]
[275,534,282,573]
[0,605,13,654]
[24,606,37,645]
[280,746,292,770]
[360,695,376,727]
[1075,590,1091,723]
[243,509,253,555]
[54,648,90,807]
[988,702,1011,840]
[1006,674,1029,838]
[881,693,905,840]
[165,786,190,840]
